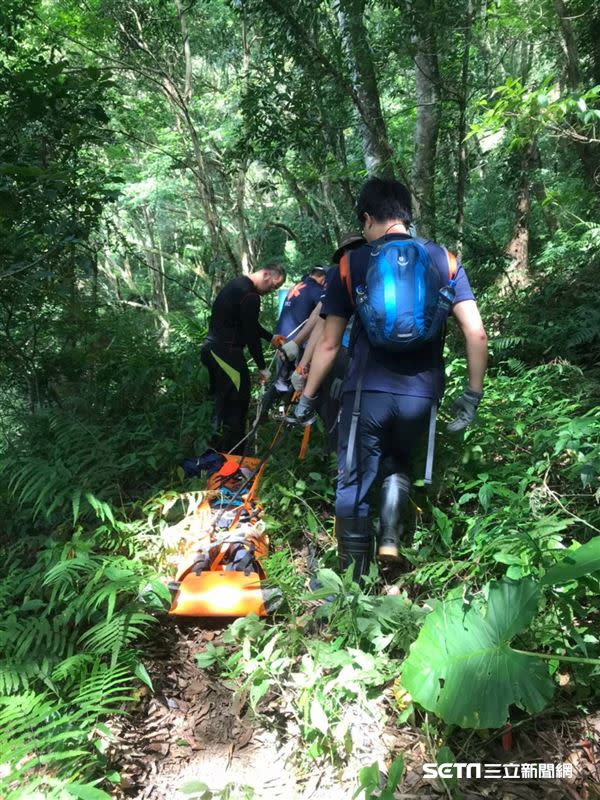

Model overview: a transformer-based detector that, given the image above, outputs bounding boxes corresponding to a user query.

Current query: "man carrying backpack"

[200,263,286,455]
[293,178,487,582]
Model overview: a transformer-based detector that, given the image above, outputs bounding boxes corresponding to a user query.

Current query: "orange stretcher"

[168,454,271,618]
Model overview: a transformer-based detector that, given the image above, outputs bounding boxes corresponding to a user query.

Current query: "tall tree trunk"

[141,204,170,342]
[410,0,440,237]
[455,0,473,258]
[478,0,495,85]
[315,92,354,223]
[236,4,255,272]
[173,2,241,270]
[554,0,581,87]
[334,0,395,177]
[554,0,600,192]
[174,0,192,102]
[530,144,559,235]
[504,139,535,289]
[589,6,600,86]
[504,41,535,289]
[280,165,331,247]
[320,176,344,243]
[113,3,241,273]
[263,0,406,178]
[336,127,357,211]
[234,162,253,273]
[91,248,99,310]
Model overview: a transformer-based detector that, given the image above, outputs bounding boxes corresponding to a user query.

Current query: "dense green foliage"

[1,0,599,796]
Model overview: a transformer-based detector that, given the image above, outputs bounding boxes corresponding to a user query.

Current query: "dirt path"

[108,613,600,800]
[107,613,429,799]
[110,622,365,800]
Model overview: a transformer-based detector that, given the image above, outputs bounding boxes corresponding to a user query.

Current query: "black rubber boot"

[335,516,372,584]
[378,473,410,562]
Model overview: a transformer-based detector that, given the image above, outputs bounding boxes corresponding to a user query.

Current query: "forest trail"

[107,604,600,800]
[112,623,303,799]
[108,620,401,800]
[105,432,600,800]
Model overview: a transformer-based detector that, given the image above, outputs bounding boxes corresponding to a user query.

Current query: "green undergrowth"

[0,507,172,798]
[1,284,600,795]
[0,315,210,798]
[2,343,600,796]
[196,566,423,765]
[0,523,170,800]
[193,351,600,781]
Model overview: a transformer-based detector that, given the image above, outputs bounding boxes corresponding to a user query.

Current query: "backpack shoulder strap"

[344,344,368,484]
[419,239,458,280]
[443,246,458,280]
[338,252,353,305]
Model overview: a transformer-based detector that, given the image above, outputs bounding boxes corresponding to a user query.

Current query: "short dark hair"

[355,178,412,227]
[310,266,327,277]
[264,262,286,281]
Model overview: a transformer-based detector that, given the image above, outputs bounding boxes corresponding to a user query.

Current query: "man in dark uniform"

[271,266,327,392]
[275,266,327,341]
[289,234,365,448]
[294,178,488,581]
[200,263,285,454]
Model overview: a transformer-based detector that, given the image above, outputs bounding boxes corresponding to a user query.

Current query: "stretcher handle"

[299,425,311,460]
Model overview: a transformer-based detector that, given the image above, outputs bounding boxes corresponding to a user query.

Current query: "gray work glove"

[280,340,300,362]
[291,366,307,393]
[447,388,483,433]
[291,393,318,426]
[258,368,271,386]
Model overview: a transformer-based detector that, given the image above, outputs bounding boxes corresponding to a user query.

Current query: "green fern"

[492,335,524,352]
[505,357,527,375]
[0,524,163,794]
[79,610,155,664]
[73,661,136,712]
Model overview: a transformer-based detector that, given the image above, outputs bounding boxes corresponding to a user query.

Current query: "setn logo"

[423,763,482,779]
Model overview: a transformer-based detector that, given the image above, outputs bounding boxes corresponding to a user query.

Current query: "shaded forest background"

[1,0,600,798]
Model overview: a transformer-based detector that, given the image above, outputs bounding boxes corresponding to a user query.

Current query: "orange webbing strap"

[299,424,311,460]
[210,543,230,571]
[209,408,290,535]
[227,506,244,532]
[339,253,353,303]
[245,416,286,504]
[444,247,458,280]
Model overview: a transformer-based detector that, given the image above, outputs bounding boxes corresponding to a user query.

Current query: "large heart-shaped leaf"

[401,579,554,728]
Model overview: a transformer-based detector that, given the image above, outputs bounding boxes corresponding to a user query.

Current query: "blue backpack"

[341,238,458,353]
[339,237,459,486]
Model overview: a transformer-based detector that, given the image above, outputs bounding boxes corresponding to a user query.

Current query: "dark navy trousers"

[335,391,433,518]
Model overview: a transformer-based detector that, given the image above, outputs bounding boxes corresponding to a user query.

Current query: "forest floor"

[107,605,600,800]
[103,413,600,800]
